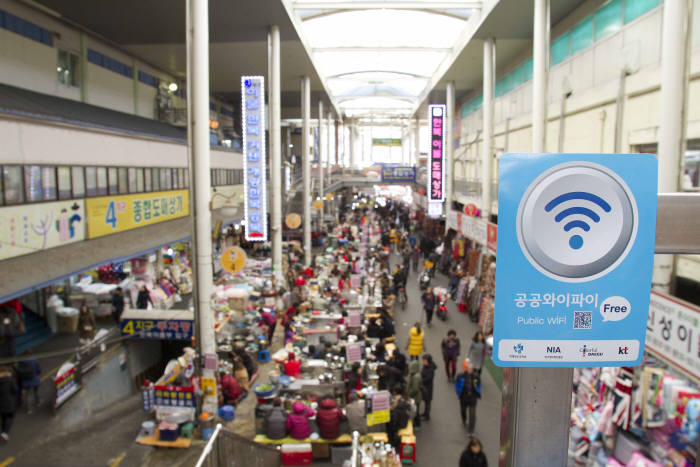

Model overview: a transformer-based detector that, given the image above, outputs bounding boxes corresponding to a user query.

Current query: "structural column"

[414,117,420,164]
[654,0,691,292]
[268,25,283,279]
[301,76,312,266]
[326,112,332,214]
[318,100,325,223]
[186,0,216,398]
[446,81,455,218]
[532,0,549,153]
[482,40,495,220]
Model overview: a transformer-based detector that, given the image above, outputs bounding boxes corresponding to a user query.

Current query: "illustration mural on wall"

[0,200,85,260]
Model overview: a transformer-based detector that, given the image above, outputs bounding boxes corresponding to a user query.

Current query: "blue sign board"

[493,154,657,367]
[241,76,267,241]
[380,165,416,183]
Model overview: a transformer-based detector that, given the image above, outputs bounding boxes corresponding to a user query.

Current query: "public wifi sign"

[493,154,657,367]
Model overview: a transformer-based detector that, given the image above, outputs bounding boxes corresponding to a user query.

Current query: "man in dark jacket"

[420,354,437,420]
[265,398,287,440]
[0,365,18,442]
[316,396,346,439]
[456,363,481,434]
[377,364,404,392]
[111,287,125,324]
[421,288,436,326]
[441,329,461,382]
[17,351,40,414]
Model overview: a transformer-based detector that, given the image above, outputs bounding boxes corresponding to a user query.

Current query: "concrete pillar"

[268,25,283,278]
[186,0,216,399]
[532,0,549,153]
[80,33,88,103]
[301,76,312,266]
[482,39,495,220]
[318,100,325,224]
[446,81,455,218]
[654,0,691,293]
[414,118,420,164]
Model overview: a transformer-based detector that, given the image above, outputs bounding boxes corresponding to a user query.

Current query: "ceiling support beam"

[295,2,481,9]
[313,46,452,53]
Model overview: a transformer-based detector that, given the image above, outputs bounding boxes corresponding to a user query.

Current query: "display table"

[254,432,388,445]
[137,430,192,448]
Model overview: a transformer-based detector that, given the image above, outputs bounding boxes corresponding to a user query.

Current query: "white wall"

[0,117,242,169]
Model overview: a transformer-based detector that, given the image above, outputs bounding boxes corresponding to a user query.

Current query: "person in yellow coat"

[406,322,425,361]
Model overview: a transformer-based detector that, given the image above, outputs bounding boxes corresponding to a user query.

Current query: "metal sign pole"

[501,192,700,466]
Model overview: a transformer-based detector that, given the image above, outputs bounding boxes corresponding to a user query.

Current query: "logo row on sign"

[497,339,640,362]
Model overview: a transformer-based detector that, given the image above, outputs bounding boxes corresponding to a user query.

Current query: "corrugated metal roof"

[0,83,187,142]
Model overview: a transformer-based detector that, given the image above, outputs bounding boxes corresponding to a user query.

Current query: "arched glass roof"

[290,1,479,118]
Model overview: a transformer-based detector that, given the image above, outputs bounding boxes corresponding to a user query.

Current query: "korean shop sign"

[647,291,700,382]
[493,154,657,367]
[86,190,188,239]
[241,76,267,241]
[428,104,446,203]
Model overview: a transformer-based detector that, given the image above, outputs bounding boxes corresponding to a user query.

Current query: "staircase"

[16,311,53,355]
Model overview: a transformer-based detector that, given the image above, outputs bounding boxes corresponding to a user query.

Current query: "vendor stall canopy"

[289,0,479,119]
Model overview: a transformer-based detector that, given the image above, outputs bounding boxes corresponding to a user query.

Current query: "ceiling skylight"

[289,1,477,118]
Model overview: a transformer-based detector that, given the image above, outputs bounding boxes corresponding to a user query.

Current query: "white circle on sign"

[516,161,638,282]
[599,296,631,322]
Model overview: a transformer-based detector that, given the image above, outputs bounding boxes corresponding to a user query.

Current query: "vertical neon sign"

[428,104,446,203]
[241,76,267,242]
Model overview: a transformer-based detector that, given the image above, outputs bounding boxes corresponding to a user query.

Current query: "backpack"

[454,375,465,397]
[391,399,411,430]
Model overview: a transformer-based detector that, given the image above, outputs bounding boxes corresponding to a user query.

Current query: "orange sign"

[285,213,301,229]
[221,246,246,273]
[313,200,323,210]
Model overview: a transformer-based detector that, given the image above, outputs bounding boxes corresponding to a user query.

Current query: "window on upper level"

[57,50,79,88]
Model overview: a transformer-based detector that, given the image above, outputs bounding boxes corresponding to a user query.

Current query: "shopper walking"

[455,363,481,434]
[406,322,425,361]
[136,285,153,309]
[16,350,40,414]
[420,354,437,420]
[467,331,486,374]
[459,437,488,467]
[78,305,97,346]
[411,246,420,272]
[441,329,461,382]
[421,288,436,327]
[111,287,125,324]
[0,365,18,443]
[407,359,422,428]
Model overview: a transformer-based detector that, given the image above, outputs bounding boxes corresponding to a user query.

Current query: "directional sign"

[493,154,657,367]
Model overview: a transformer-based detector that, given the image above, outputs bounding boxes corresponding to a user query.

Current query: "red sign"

[463,203,477,216]
[487,222,498,254]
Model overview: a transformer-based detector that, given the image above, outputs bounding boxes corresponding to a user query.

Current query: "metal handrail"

[194,423,223,467]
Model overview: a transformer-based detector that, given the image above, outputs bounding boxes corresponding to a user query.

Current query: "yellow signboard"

[313,199,323,210]
[0,200,85,260]
[285,213,301,229]
[201,377,217,396]
[325,193,333,201]
[367,409,390,426]
[86,190,189,239]
[221,246,246,273]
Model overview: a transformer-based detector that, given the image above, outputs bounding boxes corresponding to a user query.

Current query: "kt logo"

[618,346,629,355]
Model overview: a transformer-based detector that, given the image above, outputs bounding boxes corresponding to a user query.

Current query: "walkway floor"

[394,257,501,467]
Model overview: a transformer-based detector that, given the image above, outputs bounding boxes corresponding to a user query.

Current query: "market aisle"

[394,257,501,466]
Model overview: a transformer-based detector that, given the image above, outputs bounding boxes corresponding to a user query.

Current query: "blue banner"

[380,165,416,182]
[242,76,267,241]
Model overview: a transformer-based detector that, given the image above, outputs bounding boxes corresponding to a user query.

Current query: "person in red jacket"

[220,371,243,406]
[316,396,347,439]
[284,352,301,378]
[286,401,315,440]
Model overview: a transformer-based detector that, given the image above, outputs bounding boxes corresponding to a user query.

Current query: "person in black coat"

[136,285,153,309]
[456,363,481,434]
[420,354,437,420]
[0,365,18,442]
[377,364,404,392]
[459,437,488,467]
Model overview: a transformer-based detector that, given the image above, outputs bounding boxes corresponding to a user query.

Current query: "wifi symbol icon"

[544,192,612,250]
